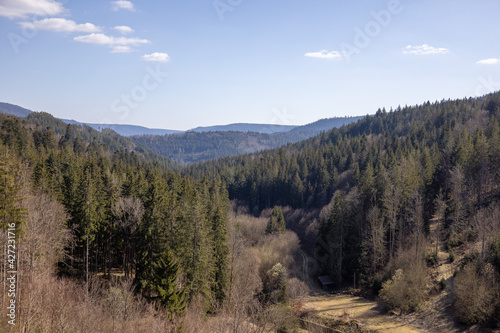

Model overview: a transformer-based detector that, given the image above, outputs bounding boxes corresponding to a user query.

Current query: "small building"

[318,275,335,291]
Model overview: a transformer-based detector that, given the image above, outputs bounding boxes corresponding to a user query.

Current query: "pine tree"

[266,206,286,234]
[0,145,25,238]
[139,246,186,319]
[209,181,230,304]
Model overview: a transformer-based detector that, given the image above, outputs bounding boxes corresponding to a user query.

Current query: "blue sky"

[1,0,499,130]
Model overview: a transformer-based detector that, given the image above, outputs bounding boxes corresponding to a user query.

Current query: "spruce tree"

[139,246,186,319]
[209,181,230,304]
[0,145,25,238]
[266,206,286,234]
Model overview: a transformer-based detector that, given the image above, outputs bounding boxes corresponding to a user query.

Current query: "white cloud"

[113,25,134,34]
[403,44,449,55]
[305,50,342,60]
[74,33,150,53]
[0,0,65,18]
[476,58,499,65]
[19,18,101,33]
[142,52,170,63]
[111,46,133,53]
[111,0,135,11]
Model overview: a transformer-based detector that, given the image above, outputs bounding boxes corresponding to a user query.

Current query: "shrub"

[449,252,455,263]
[446,233,464,250]
[439,278,446,290]
[490,238,500,273]
[454,262,498,325]
[426,252,438,267]
[379,258,427,314]
[371,271,392,296]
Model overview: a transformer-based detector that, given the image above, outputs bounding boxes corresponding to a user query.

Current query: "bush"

[427,252,438,266]
[439,278,446,290]
[446,233,464,250]
[449,252,455,263]
[454,262,498,325]
[490,238,500,273]
[371,271,392,297]
[379,258,427,314]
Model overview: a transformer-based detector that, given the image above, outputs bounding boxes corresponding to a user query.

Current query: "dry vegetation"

[0,197,307,332]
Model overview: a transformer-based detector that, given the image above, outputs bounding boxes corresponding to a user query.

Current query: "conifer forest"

[1,92,500,331]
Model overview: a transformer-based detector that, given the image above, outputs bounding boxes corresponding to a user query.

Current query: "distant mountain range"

[190,123,296,134]
[132,117,363,164]
[0,102,300,136]
[0,102,363,163]
[0,102,32,118]
[62,119,183,136]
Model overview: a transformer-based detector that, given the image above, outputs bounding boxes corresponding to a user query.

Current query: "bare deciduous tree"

[22,192,71,276]
[367,205,385,273]
[473,203,500,260]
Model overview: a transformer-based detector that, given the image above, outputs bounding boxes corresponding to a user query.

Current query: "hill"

[184,92,500,328]
[0,102,361,164]
[0,109,231,330]
[22,111,180,170]
[190,123,296,134]
[0,102,33,117]
[62,119,182,136]
[132,116,362,164]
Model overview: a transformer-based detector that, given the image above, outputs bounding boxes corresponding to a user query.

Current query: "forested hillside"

[0,112,229,326]
[0,112,306,332]
[133,116,362,164]
[2,92,500,331]
[0,102,32,118]
[24,111,180,170]
[186,92,500,327]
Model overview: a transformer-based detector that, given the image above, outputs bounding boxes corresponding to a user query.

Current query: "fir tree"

[266,206,286,234]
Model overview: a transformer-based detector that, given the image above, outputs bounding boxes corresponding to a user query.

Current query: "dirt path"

[298,251,426,332]
[410,220,462,333]
[297,217,477,333]
[301,292,426,333]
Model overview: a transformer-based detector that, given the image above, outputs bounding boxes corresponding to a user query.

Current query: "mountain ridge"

[0,102,363,164]
[132,116,363,164]
[0,102,325,136]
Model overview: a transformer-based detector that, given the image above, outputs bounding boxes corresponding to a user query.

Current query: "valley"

[0,93,500,332]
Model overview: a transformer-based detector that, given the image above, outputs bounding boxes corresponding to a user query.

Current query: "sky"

[1,0,499,130]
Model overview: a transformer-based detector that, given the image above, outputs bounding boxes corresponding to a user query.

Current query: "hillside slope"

[132,116,362,164]
[185,92,500,329]
[0,102,33,117]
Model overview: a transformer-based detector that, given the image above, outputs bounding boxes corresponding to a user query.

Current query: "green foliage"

[3,90,500,326]
[183,93,500,308]
[439,278,446,290]
[132,117,362,164]
[266,206,286,234]
[138,246,186,318]
[262,263,288,304]
[490,238,500,274]
[0,145,26,238]
[0,111,231,315]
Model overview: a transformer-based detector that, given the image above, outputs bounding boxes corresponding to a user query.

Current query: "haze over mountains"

[2,92,500,332]
[0,102,362,163]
